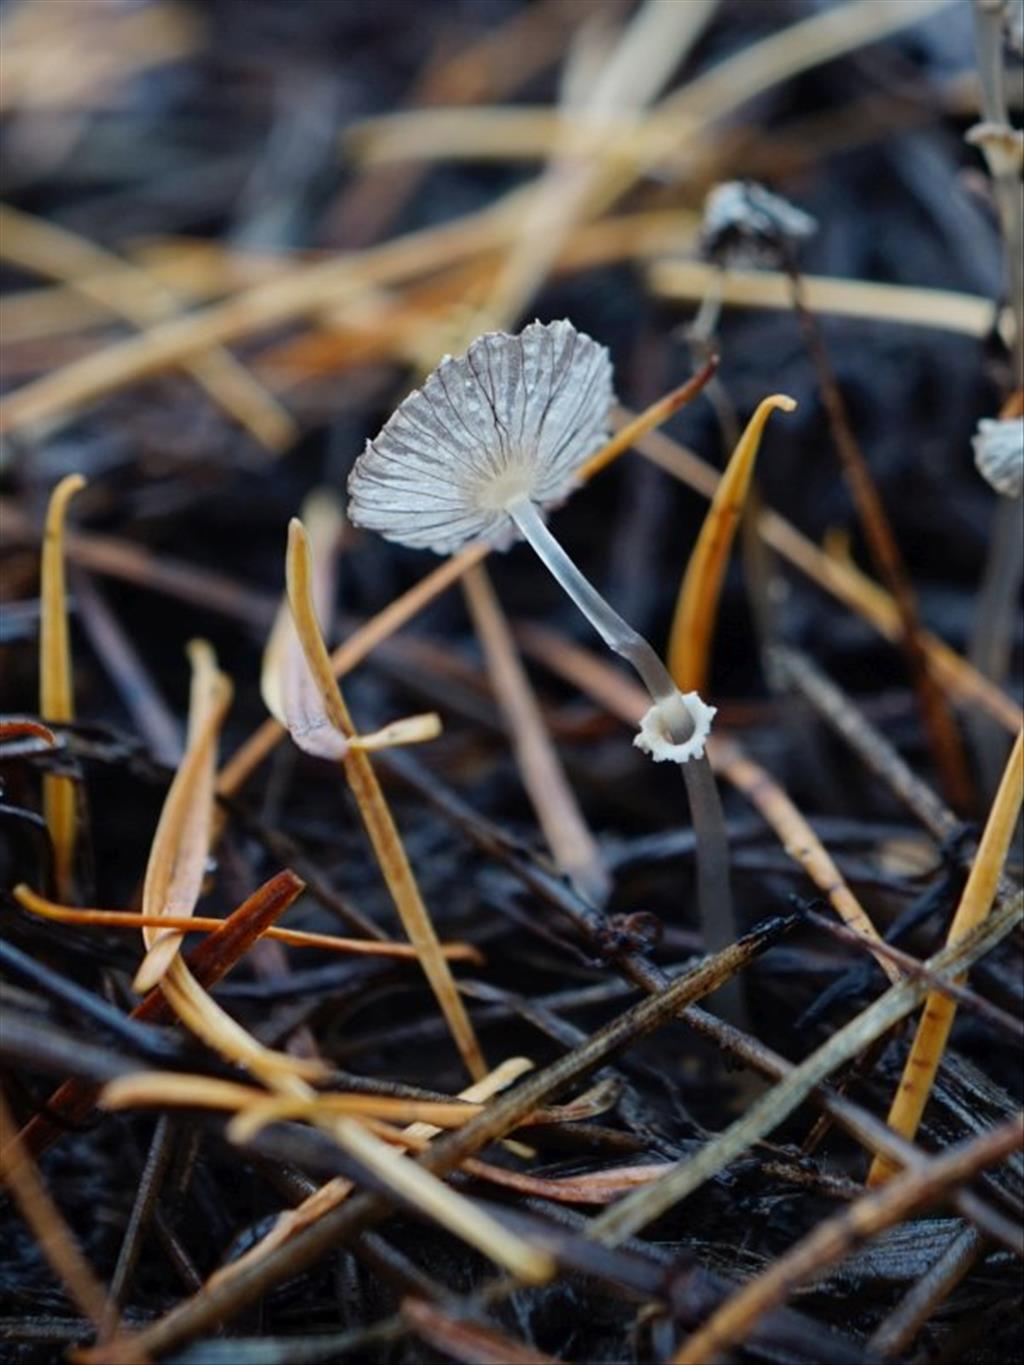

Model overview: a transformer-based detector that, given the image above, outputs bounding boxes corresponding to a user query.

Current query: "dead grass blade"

[285,517,486,1080]
[668,394,795,693]
[0,203,295,451]
[39,472,85,903]
[0,1092,109,1334]
[588,891,1023,1247]
[673,1115,1023,1365]
[463,561,607,904]
[868,728,1024,1185]
[576,359,717,481]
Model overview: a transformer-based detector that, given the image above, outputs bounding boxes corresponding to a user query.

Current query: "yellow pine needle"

[669,395,796,693]
[711,737,901,986]
[577,361,717,482]
[285,518,487,1081]
[868,728,1024,1186]
[11,883,481,963]
[39,472,85,903]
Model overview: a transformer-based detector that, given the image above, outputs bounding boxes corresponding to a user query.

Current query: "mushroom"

[349,319,735,957]
[973,416,1024,500]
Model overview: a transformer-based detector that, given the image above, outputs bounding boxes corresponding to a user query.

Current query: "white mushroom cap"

[973,417,1023,499]
[347,319,614,555]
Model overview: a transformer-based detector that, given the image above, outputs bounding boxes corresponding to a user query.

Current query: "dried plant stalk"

[672,1115,1023,1365]
[668,394,795,693]
[868,727,1024,1185]
[463,561,608,904]
[39,472,85,903]
[285,519,486,1080]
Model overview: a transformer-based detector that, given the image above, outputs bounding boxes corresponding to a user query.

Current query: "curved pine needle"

[669,395,795,693]
[577,358,717,481]
[133,640,233,993]
[286,518,487,1081]
[868,728,1024,1185]
[40,472,85,903]
[11,884,482,964]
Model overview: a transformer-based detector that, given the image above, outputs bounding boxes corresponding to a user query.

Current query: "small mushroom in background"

[700,180,817,271]
[348,319,738,975]
[973,415,1024,499]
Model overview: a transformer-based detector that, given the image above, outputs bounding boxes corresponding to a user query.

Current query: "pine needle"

[39,472,85,903]
[868,727,1024,1185]
[668,394,795,693]
[284,517,487,1081]
[0,204,295,451]
[12,883,481,964]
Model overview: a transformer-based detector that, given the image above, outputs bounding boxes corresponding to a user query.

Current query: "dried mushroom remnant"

[349,320,737,978]
[701,181,817,269]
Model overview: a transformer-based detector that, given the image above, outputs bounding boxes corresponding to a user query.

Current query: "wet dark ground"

[1,2,1021,1362]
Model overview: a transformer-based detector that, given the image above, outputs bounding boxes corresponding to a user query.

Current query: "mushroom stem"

[508,496,677,705]
[507,495,739,990]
